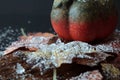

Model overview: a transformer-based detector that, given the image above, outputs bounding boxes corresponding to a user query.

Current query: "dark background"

[0,0,54,33]
[0,0,119,33]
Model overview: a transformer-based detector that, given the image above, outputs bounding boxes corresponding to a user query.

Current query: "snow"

[16,63,25,74]
[0,26,21,51]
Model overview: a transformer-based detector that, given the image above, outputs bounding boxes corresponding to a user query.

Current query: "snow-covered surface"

[3,30,119,73]
[0,29,119,79]
[18,39,110,73]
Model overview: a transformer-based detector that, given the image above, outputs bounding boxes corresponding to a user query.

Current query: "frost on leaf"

[3,31,120,72]
[69,70,103,80]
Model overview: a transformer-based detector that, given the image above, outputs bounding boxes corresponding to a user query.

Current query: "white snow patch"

[16,63,25,74]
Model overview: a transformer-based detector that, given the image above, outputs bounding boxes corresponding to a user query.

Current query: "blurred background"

[0,0,53,33]
[0,0,120,50]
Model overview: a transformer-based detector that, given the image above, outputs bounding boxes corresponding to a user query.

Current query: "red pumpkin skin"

[51,15,118,42]
[51,0,118,42]
[69,15,118,42]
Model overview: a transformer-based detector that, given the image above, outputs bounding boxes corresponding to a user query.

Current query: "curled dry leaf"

[68,70,103,80]
[4,32,55,55]
[4,31,120,55]
[95,31,120,54]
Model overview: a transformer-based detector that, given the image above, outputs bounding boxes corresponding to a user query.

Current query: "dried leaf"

[95,31,120,54]
[69,70,103,80]
[101,63,120,80]
[4,33,55,55]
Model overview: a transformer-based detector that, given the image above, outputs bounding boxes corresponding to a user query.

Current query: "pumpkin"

[51,0,118,42]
